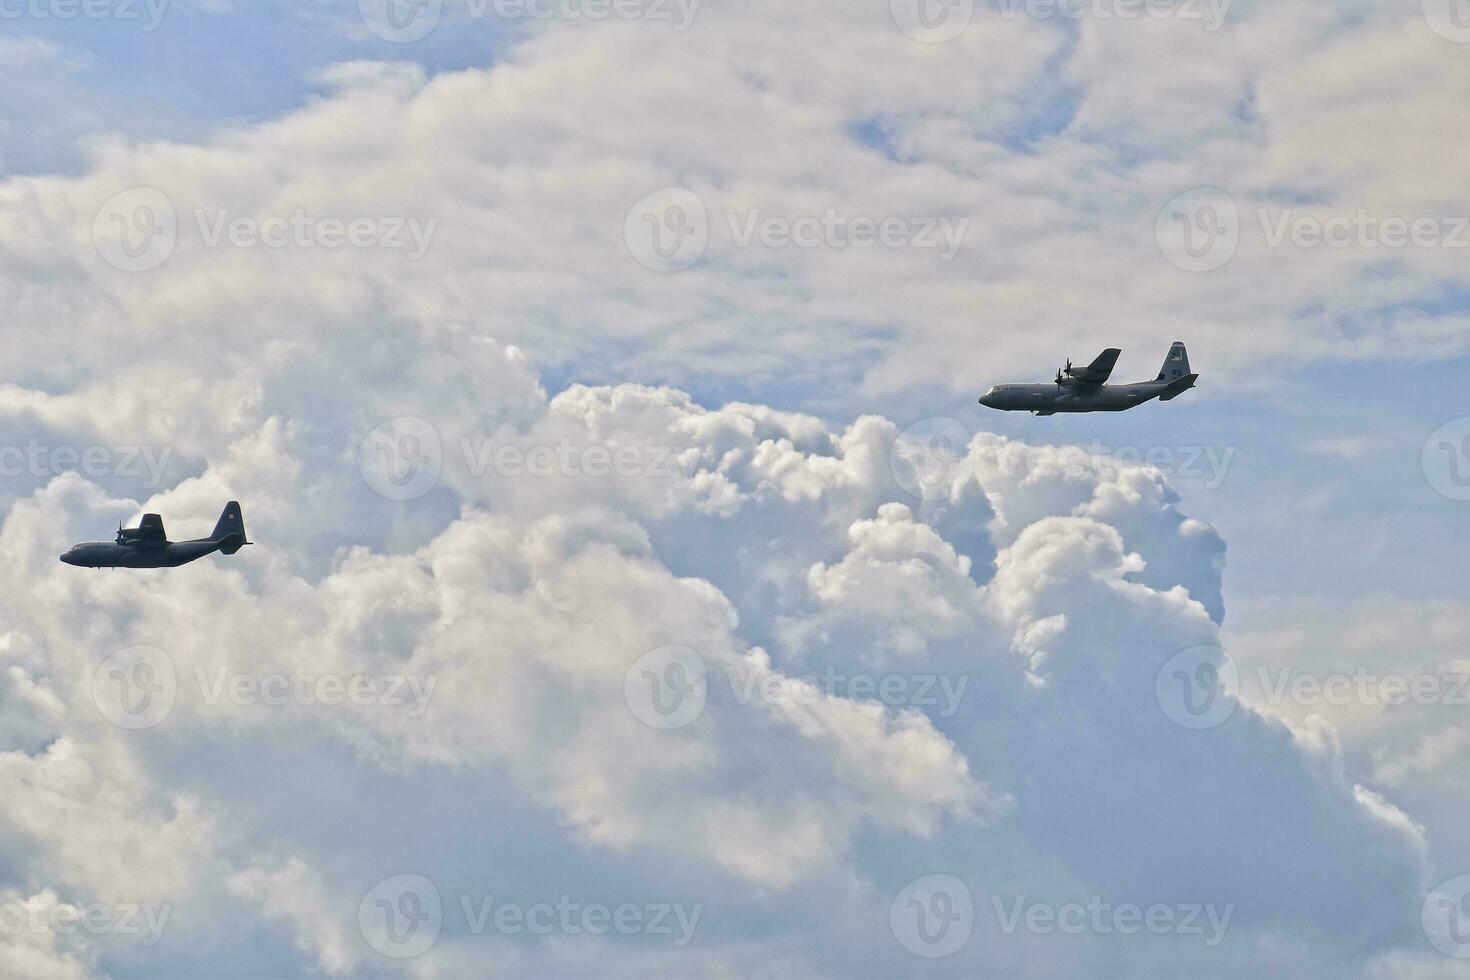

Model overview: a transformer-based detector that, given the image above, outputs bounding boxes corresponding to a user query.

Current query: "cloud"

[229,858,355,976]
[0,888,97,980]
[0,347,1437,973]
[1303,434,1388,460]
[1,1,1466,407]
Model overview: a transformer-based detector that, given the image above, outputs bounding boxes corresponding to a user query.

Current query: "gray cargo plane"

[979,343,1197,415]
[60,502,250,568]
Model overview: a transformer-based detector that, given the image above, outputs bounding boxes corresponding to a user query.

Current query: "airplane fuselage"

[980,380,1180,415]
[59,539,227,568]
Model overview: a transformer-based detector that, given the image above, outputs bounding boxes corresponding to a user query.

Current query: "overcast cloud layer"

[0,0,1468,976]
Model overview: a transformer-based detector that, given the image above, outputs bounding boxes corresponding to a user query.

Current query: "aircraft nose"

[59,552,78,566]
[979,392,995,408]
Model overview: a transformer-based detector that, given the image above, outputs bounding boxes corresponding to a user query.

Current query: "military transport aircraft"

[979,343,1197,415]
[60,502,250,568]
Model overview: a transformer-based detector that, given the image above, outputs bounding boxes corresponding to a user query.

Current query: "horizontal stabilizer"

[1159,373,1199,401]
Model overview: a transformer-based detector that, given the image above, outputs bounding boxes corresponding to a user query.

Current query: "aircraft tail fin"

[1157,341,1191,383]
[211,501,251,554]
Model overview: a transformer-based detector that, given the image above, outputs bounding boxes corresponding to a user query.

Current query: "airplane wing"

[136,514,166,542]
[1073,348,1122,389]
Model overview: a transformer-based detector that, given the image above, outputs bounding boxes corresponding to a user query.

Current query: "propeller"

[1066,359,1073,373]
[115,521,125,544]
[1055,369,1064,384]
